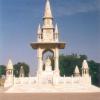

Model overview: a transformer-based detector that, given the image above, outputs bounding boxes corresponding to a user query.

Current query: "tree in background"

[88,60,100,87]
[59,54,87,76]
[13,62,30,77]
[0,65,6,77]
[0,54,99,86]
[59,54,100,87]
[0,62,30,77]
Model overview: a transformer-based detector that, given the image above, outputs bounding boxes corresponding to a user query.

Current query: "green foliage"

[13,62,30,77]
[0,65,6,76]
[88,61,100,86]
[79,55,88,61]
[0,54,99,86]
[59,54,100,87]
[59,54,86,76]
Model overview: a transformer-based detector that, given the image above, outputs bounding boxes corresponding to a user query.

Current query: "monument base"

[5,84,100,93]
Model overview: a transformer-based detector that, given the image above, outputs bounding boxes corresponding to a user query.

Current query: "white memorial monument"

[4,0,100,93]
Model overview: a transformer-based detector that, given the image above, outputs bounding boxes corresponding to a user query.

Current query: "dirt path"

[0,93,100,100]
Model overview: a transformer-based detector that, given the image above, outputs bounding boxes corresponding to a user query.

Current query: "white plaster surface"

[5,84,100,93]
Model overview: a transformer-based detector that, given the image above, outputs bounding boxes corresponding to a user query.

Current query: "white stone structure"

[4,59,14,88]
[31,0,65,85]
[4,0,100,93]
[19,66,25,77]
[74,65,80,76]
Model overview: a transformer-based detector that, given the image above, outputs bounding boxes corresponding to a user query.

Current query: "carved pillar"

[54,47,60,74]
[37,48,43,73]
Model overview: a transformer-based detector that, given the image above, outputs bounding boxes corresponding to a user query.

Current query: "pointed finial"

[37,24,41,34]
[44,0,53,18]
[74,65,80,74]
[19,66,25,77]
[82,60,89,69]
[7,59,13,69]
[55,24,59,34]
[21,66,23,69]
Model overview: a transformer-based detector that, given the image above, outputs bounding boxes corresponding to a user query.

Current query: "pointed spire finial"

[7,59,13,69]
[19,66,25,77]
[44,0,53,18]
[74,65,80,74]
[82,60,89,69]
[55,24,59,33]
[37,24,41,34]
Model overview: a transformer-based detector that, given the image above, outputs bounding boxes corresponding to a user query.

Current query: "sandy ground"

[0,93,100,100]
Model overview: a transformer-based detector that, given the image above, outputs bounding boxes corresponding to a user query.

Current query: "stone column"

[37,48,43,84]
[37,48,43,74]
[54,47,60,74]
[38,57,42,70]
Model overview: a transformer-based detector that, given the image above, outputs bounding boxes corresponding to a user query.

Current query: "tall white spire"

[55,24,59,34]
[7,59,13,69]
[37,24,42,42]
[19,66,25,77]
[82,60,89,69]
[82,60,89,77]
[54,24,59,42]
[42,0,54,42]
[4,59,14,88]
[44,0,53,18]
[37,24,41,34]
[74,65,80,74]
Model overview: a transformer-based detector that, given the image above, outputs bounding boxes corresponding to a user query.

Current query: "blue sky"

[0,0,100,75]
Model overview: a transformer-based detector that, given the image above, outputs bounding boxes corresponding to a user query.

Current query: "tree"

[88,60,100,86]
[0,65,6,77]
[13,62,30,77]
[79,55,88,61]
[59,54,82,76]
[59,54,100,87]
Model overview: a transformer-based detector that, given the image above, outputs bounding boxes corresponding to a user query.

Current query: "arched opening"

[42,49,54,71]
